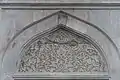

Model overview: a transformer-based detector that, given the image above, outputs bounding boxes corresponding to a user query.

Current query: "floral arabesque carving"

[18,28,107,72]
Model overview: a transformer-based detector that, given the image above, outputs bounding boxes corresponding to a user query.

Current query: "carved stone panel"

[18,25,107,73]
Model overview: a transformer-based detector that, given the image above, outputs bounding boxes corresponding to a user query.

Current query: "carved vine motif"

[18,28,107,72]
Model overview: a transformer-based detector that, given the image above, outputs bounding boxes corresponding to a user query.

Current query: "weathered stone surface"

[18,26,107,73]
[0,2,120,80]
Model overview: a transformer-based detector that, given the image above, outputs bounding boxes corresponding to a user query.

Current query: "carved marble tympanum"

[18,25,107,73]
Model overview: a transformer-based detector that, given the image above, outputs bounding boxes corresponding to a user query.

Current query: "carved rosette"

[18,27,107,73]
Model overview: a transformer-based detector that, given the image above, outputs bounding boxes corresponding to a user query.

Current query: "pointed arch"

[1,10,118,80]
[17,24,108,73]
[2,10,120,61]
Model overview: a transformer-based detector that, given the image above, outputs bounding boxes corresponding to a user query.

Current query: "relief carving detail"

[18,27,107,72]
